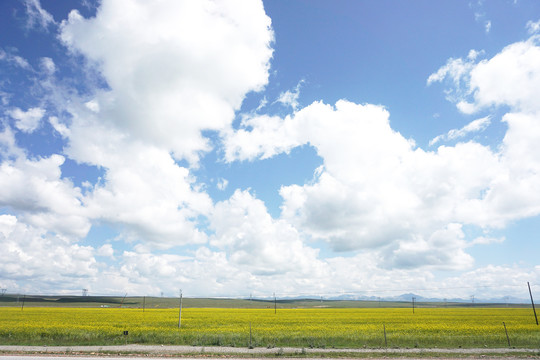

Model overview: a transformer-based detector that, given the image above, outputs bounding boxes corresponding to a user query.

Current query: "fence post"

[503,322,510,347]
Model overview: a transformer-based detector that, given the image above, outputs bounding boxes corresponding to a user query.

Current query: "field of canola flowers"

[0,307,538,348]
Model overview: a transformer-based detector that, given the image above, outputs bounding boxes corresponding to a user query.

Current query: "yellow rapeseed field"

[0,307,538,348]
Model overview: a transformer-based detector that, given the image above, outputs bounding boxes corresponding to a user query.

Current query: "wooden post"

[21,294,25,311]
[503,322,510,347]
[143,296,146,313]
[412,297,415,314]
[528,282,538,325]
[274,292,276,314]
[178,289,183,328]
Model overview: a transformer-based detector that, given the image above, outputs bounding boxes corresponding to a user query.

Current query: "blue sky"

[1,0,539,300]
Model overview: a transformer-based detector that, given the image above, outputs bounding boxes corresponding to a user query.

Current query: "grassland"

[0,303,538,349]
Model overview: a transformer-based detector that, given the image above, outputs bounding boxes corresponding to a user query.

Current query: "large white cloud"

[39,0,275,250]
[82,138,213,248]
[225,100,503,269]
[0,126,90,239]
[428,32,540,226]
[60,0,273,164]
[0,214,98,292]
[210,189,324,276]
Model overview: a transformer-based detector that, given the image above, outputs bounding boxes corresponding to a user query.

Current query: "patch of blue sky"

[198,144,322,218]
[60,158,104,189]
[467,217,540,268]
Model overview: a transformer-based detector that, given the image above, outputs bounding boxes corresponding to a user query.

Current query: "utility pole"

[178,289,183,328]
[528,282,538,325]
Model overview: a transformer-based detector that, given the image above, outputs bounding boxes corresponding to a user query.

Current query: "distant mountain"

[265,293,530,304]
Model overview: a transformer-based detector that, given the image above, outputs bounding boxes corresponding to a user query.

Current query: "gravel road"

[1,344,539,356]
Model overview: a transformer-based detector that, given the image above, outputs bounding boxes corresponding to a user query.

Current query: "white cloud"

[22,0,55,30]
[470,236,504,246]
[225,100,505,269]
[429,116,491,146]
[80,138,213,249]
[0,215,98,290]
[0,49,31,70]
[97,244,114,258]
[223,113,301,161]
[0,124,89,239]
[0,125,25,159]
[527,19,540,34]
[430,35,540,114]
[275,80,303,110]
[60,0,274,165]
[20,0,275,252]
[225,36,540,271]
[7,107,45,133]
[48,116,70,137]
[427,55,476,90]
[425,33,540,229]
[0,152,90,239]
[40,57,56,74]
[210,190,323,276]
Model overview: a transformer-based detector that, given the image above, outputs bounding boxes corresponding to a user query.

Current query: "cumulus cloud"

[78,134,213,248]
[60,0,274,165]
[210,190,323,276]
[6,0,276,251]
[429,116,491,146]
[225,100,494,268]
[0,125,90,239]
[0,215,98,290]
[426,33,540,227]
[7,107,45,133]
[429,35,540,114]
